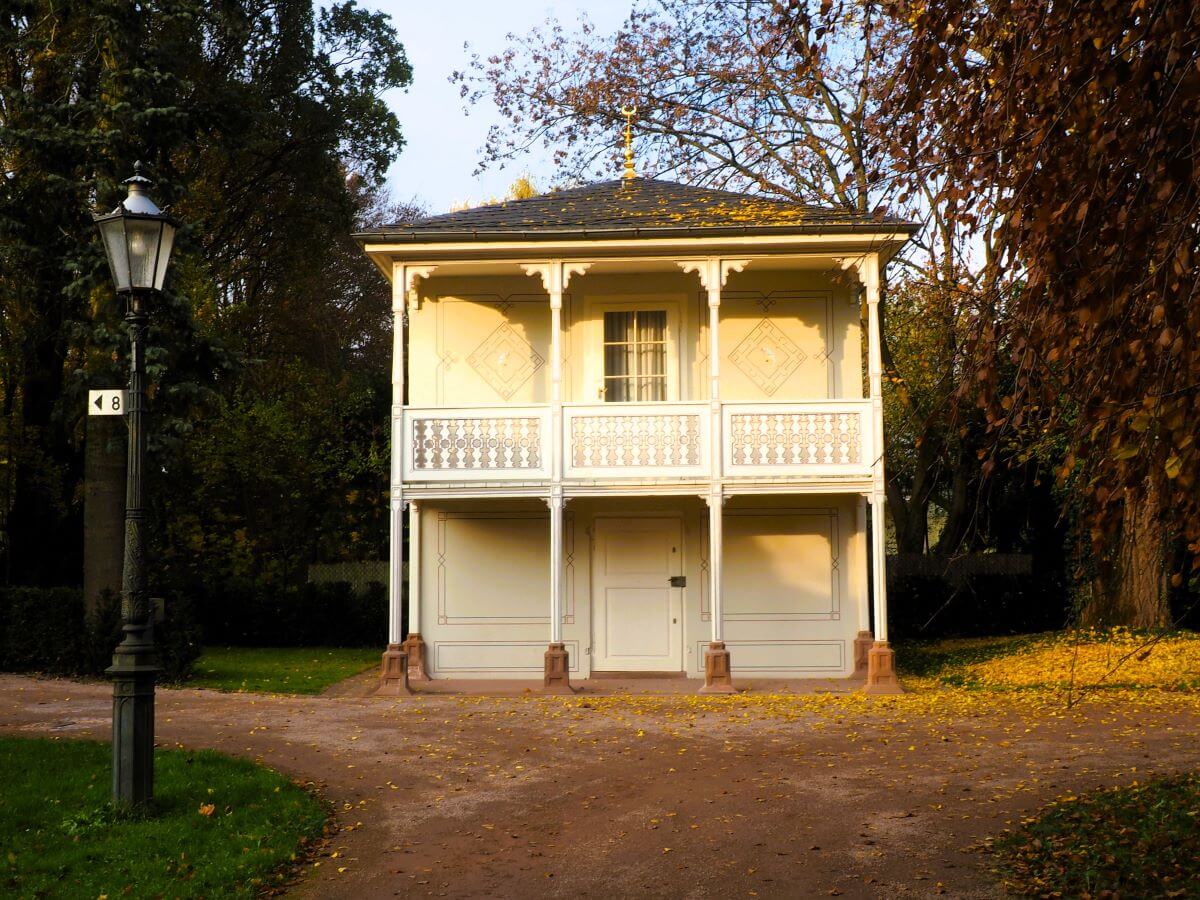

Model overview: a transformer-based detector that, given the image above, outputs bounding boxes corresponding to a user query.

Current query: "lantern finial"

[620,106,637,181]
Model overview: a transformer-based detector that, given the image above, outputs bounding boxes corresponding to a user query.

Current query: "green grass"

[188,646,380,694]
[0,736,326,898]
[895,633,1047,684]
[991,772,1200,897]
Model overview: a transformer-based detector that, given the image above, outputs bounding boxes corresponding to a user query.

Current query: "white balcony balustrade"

[722,400,873,477]
[563,402,710,478]
[400,399,873,484]
[401,406,553,481]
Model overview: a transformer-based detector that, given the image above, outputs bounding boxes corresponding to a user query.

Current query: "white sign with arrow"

[88,389,127,416]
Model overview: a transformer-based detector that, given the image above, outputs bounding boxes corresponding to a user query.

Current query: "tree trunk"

[933,449,973,556]
[1082,478,1171,628]
[887,479,929,553]
[83,414,126,620]
[6,320,78,585]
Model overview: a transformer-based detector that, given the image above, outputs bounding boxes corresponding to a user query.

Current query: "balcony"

[399,399,874,487]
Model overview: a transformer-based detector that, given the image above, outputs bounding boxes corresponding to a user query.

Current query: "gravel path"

[2,674,1196,898]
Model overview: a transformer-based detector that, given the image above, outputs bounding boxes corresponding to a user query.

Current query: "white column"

[676,258,747,649]
[387,262,406,646]
[862,254,889,643]
[708,267,723,484]
[548,491,564,643]
[522,261,589,485]
[407,500,422,636]
[548,269,565,644]
[706,260,724,645]
[522,261,589,649]
[707,274,721,402]
[387,264,435,647]
[388,500,403,645]
[550,288,563,482]
[677,257,748,475]
[855,494,870,631]
[707,488,724,642]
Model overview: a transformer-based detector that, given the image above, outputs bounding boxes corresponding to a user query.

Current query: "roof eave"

[354,221,921,245]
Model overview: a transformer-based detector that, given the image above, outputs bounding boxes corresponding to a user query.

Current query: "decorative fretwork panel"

[570,414,702,468]
[727,319,806,396]
[465,323,545,400]
[412,417,542,470]
[728,411,862,467]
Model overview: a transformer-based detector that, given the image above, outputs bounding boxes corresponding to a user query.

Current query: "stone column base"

[402,633,430,681]
[543,642,573,693]
[853,630,874,674]
[378,643,411,695]
[863,641,903,694]
[700,641,735,693]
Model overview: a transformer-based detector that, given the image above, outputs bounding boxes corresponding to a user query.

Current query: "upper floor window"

[603,310,666,401]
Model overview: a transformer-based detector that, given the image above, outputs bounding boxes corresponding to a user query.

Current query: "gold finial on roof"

[621,105,637,181]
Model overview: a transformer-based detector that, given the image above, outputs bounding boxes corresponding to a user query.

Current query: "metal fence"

[306,560,388,595]
[887,553,1033,586]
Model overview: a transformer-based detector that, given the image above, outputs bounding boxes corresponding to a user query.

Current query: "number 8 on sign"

[88,389,127,417]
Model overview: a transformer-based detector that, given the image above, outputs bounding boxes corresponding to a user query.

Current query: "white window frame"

[584,296,681,402]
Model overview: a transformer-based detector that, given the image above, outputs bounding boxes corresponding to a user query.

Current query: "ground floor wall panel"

[414,494,866,680]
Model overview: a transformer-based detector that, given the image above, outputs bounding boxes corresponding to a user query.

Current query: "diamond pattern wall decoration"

[728,319,805,395]
[466,323,544,400]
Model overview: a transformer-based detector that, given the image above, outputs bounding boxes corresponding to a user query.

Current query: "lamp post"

[93,162,178,807]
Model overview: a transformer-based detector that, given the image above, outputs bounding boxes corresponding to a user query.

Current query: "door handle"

[669,576,686,587]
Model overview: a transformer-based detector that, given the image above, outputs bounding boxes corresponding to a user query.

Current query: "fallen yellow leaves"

[476,629,1200,728]
[941,628,1200,692]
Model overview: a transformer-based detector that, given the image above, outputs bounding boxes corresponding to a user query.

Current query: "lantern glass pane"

[153,221,176,290]
[99,217,131,292]
[124,218,163,290]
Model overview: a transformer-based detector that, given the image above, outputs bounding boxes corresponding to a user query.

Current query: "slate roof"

[357,177,917,244]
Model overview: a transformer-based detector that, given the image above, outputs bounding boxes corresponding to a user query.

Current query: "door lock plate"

[669,576,686,587]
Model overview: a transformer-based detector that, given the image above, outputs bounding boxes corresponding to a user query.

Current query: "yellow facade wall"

[407,268,862,406]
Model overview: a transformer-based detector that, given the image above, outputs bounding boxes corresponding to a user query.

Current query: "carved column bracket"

[521,260,593,298]
[677,257,751,294]
[401,265,438,310]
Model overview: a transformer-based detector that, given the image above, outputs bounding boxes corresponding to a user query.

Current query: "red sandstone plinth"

[700,641,735,693]
[378,643,412,695]
[853,630,874,673]
[863,641,903,694]
[402,632,430,681]
[543,642,573,693]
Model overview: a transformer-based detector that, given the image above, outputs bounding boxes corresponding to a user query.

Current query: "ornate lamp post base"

[107,633,160,806]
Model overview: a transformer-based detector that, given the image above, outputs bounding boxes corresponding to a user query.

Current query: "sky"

[363,1,633,215]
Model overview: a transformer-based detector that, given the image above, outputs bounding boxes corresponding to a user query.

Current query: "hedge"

[888,572,1070,640]
[193,579,386,647]
[0,587,200,681]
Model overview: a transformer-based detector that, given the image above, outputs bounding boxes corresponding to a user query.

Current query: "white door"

[592,517,683,671]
